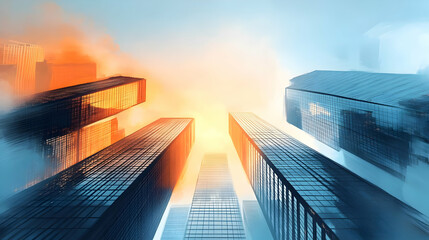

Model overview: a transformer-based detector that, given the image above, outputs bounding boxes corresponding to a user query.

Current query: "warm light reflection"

[0,2,289,223]
[87,82,139,109]
[18,116,126,191]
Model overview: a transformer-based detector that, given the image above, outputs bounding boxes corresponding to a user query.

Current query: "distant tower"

[184,154,246,239]
[0,40,44,95]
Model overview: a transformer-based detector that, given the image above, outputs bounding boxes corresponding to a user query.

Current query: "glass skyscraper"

[0,76,145,191]
[229,112,429,240]
[0,118,195,240]
[3,75,146,139]
[161,205,190,240]
[184,153,246,239]
[285,70,429,179]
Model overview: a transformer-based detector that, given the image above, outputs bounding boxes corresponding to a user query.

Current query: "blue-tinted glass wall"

[286,89,410,177]
[184,154,246,239]
[229,112,429,240]
[0,118,194,240]
[285,71,429,178]
[230,113,336,240]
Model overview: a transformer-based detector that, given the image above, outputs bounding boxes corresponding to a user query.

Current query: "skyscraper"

[3,75,146,139]
[0,118,195,240]
[0,40,44,95]
[184,154,246,239]
[229,112,429,240]
[161,205,190,240]
[285,70,429,213]
[0,76,146,191]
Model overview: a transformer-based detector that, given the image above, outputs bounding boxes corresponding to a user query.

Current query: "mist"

[1,1,429,239]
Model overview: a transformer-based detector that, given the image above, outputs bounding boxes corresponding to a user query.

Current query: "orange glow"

[87,82,139,109]
[0,2,290,205]
[35,61,96,92]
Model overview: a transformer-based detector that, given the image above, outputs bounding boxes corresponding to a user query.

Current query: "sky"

[54,0,429,75]
[2,0,429,237]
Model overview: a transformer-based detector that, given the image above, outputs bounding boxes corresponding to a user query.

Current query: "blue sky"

[3,0,429,76]
[50,0,429,75]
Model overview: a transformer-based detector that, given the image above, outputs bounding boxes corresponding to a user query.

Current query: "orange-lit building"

[45,117,126,181]
[2,76,146,191]
[0,40,44,95]
[35,61,96,92]
[78,117,125,162]
[4,76,146,140]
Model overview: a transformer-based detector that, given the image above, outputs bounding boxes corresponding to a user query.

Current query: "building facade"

[285,70,429,179]
[184,154,246,239]
[3,75,146,139]
[0,40,44,95]
[0,118,195,240]
[229,112,429,240]
[0,76,145,191]
[161,205,190,240]
[39,117,125,188]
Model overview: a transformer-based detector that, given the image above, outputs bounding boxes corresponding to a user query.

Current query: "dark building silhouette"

[184,154,246,239]
[229,112,429,240]
[0,118,195,240]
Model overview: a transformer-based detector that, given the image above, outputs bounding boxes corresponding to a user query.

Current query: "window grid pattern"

[229,112,429,240]
[4,76,146,140]
[1,76,145,192]
[184,154,246,239]
[286,71,429,179]
[286,88,412,178]
[0,118,195,240]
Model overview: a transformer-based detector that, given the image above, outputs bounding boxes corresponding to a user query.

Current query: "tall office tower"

[285,71,429,213]
[0,118,195,240]
[229,112,429,240]
[161,205,190,240]
[35,61,97,92]
[184,154,246,239]
[0,76,145,190]
[0,40,44,95]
